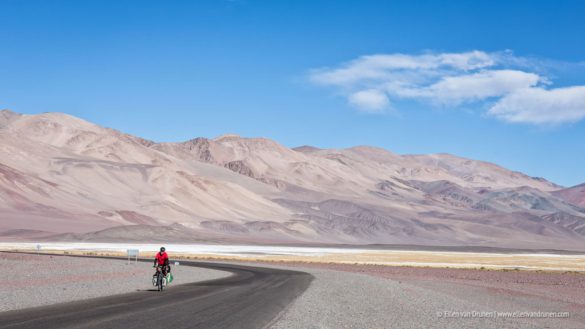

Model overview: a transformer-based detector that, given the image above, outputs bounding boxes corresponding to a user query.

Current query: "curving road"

[0,260,313,329]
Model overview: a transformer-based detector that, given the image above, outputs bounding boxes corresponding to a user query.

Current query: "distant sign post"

[127,249,139,264]
[36,244,41,255]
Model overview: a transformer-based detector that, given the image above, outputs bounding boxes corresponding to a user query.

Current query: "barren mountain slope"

[153,136,387,205]
[553,183,585,207]
[0,111,292,236]
[313,147,560,191]
[1,110,584,249]
[149,129,585,248]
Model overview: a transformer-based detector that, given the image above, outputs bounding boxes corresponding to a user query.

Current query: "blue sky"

[1,0,585,186]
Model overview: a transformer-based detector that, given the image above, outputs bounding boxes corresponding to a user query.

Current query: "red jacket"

[155,251,169,266]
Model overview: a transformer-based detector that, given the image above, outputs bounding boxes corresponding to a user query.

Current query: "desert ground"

[0,252,229,312]
[1,244,583,328]
[269,263,584,329]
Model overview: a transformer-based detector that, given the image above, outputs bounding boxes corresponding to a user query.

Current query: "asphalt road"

[0,260,313,329]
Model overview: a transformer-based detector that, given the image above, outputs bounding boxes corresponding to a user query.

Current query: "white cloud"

[423,70,541,104]
[348,89,389,112]
[488,86,585,124]
[310,51,495,87]
[309,50,585,125]
[437,51,495,70]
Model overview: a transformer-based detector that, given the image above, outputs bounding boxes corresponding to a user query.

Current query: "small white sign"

[174,261,180,266]
[126,249,139,264]
[127,249,139,257]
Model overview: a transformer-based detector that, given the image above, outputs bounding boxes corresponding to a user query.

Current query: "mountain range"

[1,109,584,250]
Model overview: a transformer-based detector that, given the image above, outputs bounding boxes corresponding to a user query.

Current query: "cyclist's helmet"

[160,247,166,252]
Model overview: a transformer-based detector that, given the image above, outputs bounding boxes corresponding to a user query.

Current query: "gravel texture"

[0,252,230,312]
[278,262,585,306]
[269,263,584,329]
[2,253,582,328]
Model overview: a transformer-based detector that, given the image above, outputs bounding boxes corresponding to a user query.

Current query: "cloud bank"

[309,51,585,124]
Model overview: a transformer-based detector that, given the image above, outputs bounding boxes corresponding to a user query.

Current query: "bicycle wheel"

[158,273,164,292]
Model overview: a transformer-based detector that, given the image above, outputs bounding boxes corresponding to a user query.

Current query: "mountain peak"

[552,182,585,207]
[293,145,322,153]
[1,109,17,115]
[0,109,21,127]
[214,134,241,141]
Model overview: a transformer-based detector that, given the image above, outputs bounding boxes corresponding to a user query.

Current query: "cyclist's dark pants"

[155,265,169,276]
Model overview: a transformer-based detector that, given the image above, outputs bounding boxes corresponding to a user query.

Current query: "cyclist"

[153,247,170,276]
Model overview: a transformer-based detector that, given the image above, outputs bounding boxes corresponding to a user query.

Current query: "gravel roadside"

[3,253,582,328]
[267,264,584,329]
[0,252,230,312]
